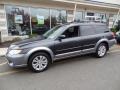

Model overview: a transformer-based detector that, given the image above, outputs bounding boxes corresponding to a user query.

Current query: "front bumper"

[6,53,27,68]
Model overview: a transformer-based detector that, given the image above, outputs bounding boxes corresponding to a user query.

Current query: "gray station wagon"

[6,22,116,72]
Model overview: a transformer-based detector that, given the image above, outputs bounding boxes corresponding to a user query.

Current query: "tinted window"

[93,25,109,34]
[80,25,95,36]
[80,25,109,36]
[62,26,79,39]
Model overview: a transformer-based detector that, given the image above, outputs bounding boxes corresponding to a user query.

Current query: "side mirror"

[58,35,66,41]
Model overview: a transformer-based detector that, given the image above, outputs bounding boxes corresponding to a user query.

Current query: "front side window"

[43,25,62,39]
[62,26,79,39]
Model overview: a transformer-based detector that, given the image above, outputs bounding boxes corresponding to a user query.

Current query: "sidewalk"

[0,48,8,56]
[0,42,11,57]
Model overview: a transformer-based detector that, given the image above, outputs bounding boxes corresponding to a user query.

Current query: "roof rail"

[69,20,107,24]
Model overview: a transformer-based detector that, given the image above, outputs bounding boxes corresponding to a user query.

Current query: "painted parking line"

[0,62,7,66]
[0,69,27,77]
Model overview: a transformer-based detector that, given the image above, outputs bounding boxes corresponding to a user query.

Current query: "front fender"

[25,47,54,62]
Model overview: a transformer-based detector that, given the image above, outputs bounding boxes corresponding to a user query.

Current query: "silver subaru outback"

[6,23,116,72]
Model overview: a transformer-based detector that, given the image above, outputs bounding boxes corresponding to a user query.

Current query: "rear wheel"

[28,52,51,72]
[95,43,107,58]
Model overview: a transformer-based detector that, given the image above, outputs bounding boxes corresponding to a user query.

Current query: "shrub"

[111,26,119,33]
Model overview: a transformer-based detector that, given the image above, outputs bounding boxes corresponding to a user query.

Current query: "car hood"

[11,36,50,48]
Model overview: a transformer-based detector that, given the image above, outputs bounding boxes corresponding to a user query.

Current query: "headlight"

[9,45,20,49]
[8,50,22,55]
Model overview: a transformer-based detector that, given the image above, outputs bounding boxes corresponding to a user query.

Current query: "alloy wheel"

[32,55,48,71]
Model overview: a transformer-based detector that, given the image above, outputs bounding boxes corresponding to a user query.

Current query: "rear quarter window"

[93,25,109,34]
[80,25,109,36]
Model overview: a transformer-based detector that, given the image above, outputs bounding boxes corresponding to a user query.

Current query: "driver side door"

[54,25,82,59]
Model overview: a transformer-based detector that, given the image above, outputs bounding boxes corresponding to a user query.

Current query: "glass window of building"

[95,13,107,23]
[74,11,83,22]
[51,9,67,28]
[30,8,50,35]
[108,14,118,28]
[85,12,95,21]
[100,14,107,23]
[5,5,30,36]
[87,12,94,16]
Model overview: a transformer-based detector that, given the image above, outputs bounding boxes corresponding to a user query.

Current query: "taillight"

[111,32,116,38]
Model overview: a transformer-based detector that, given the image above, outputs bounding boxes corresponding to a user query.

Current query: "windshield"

[43,25,62,39]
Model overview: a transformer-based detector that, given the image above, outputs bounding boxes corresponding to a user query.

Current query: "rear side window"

[80,25,109,36]
[80,25,95,36]
[93,25,109,34]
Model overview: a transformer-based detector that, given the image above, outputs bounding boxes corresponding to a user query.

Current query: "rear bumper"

[108,39,117,47]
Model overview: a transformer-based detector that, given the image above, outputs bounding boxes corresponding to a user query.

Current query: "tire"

[95,43,107,58]
[28,52,51,73]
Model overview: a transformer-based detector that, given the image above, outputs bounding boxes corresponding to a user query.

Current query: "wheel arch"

[95,39,109,51]
[26,47,54,64]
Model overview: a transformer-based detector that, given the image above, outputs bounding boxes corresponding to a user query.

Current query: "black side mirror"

[58,35,66,41]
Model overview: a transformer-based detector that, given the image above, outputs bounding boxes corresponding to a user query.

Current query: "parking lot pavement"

[0,47,120,90]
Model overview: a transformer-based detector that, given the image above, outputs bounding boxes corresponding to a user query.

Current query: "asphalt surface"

[0,48,120,90]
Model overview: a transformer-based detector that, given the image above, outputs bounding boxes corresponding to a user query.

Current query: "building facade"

[0,0,120,42]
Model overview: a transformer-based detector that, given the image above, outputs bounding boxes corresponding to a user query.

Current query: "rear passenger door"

[78,25,101,50]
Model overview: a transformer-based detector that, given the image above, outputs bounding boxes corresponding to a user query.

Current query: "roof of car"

[63,22,107,26]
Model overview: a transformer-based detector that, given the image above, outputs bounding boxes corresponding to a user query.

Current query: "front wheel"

[28,52,51,73]
[95,43,107,58]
